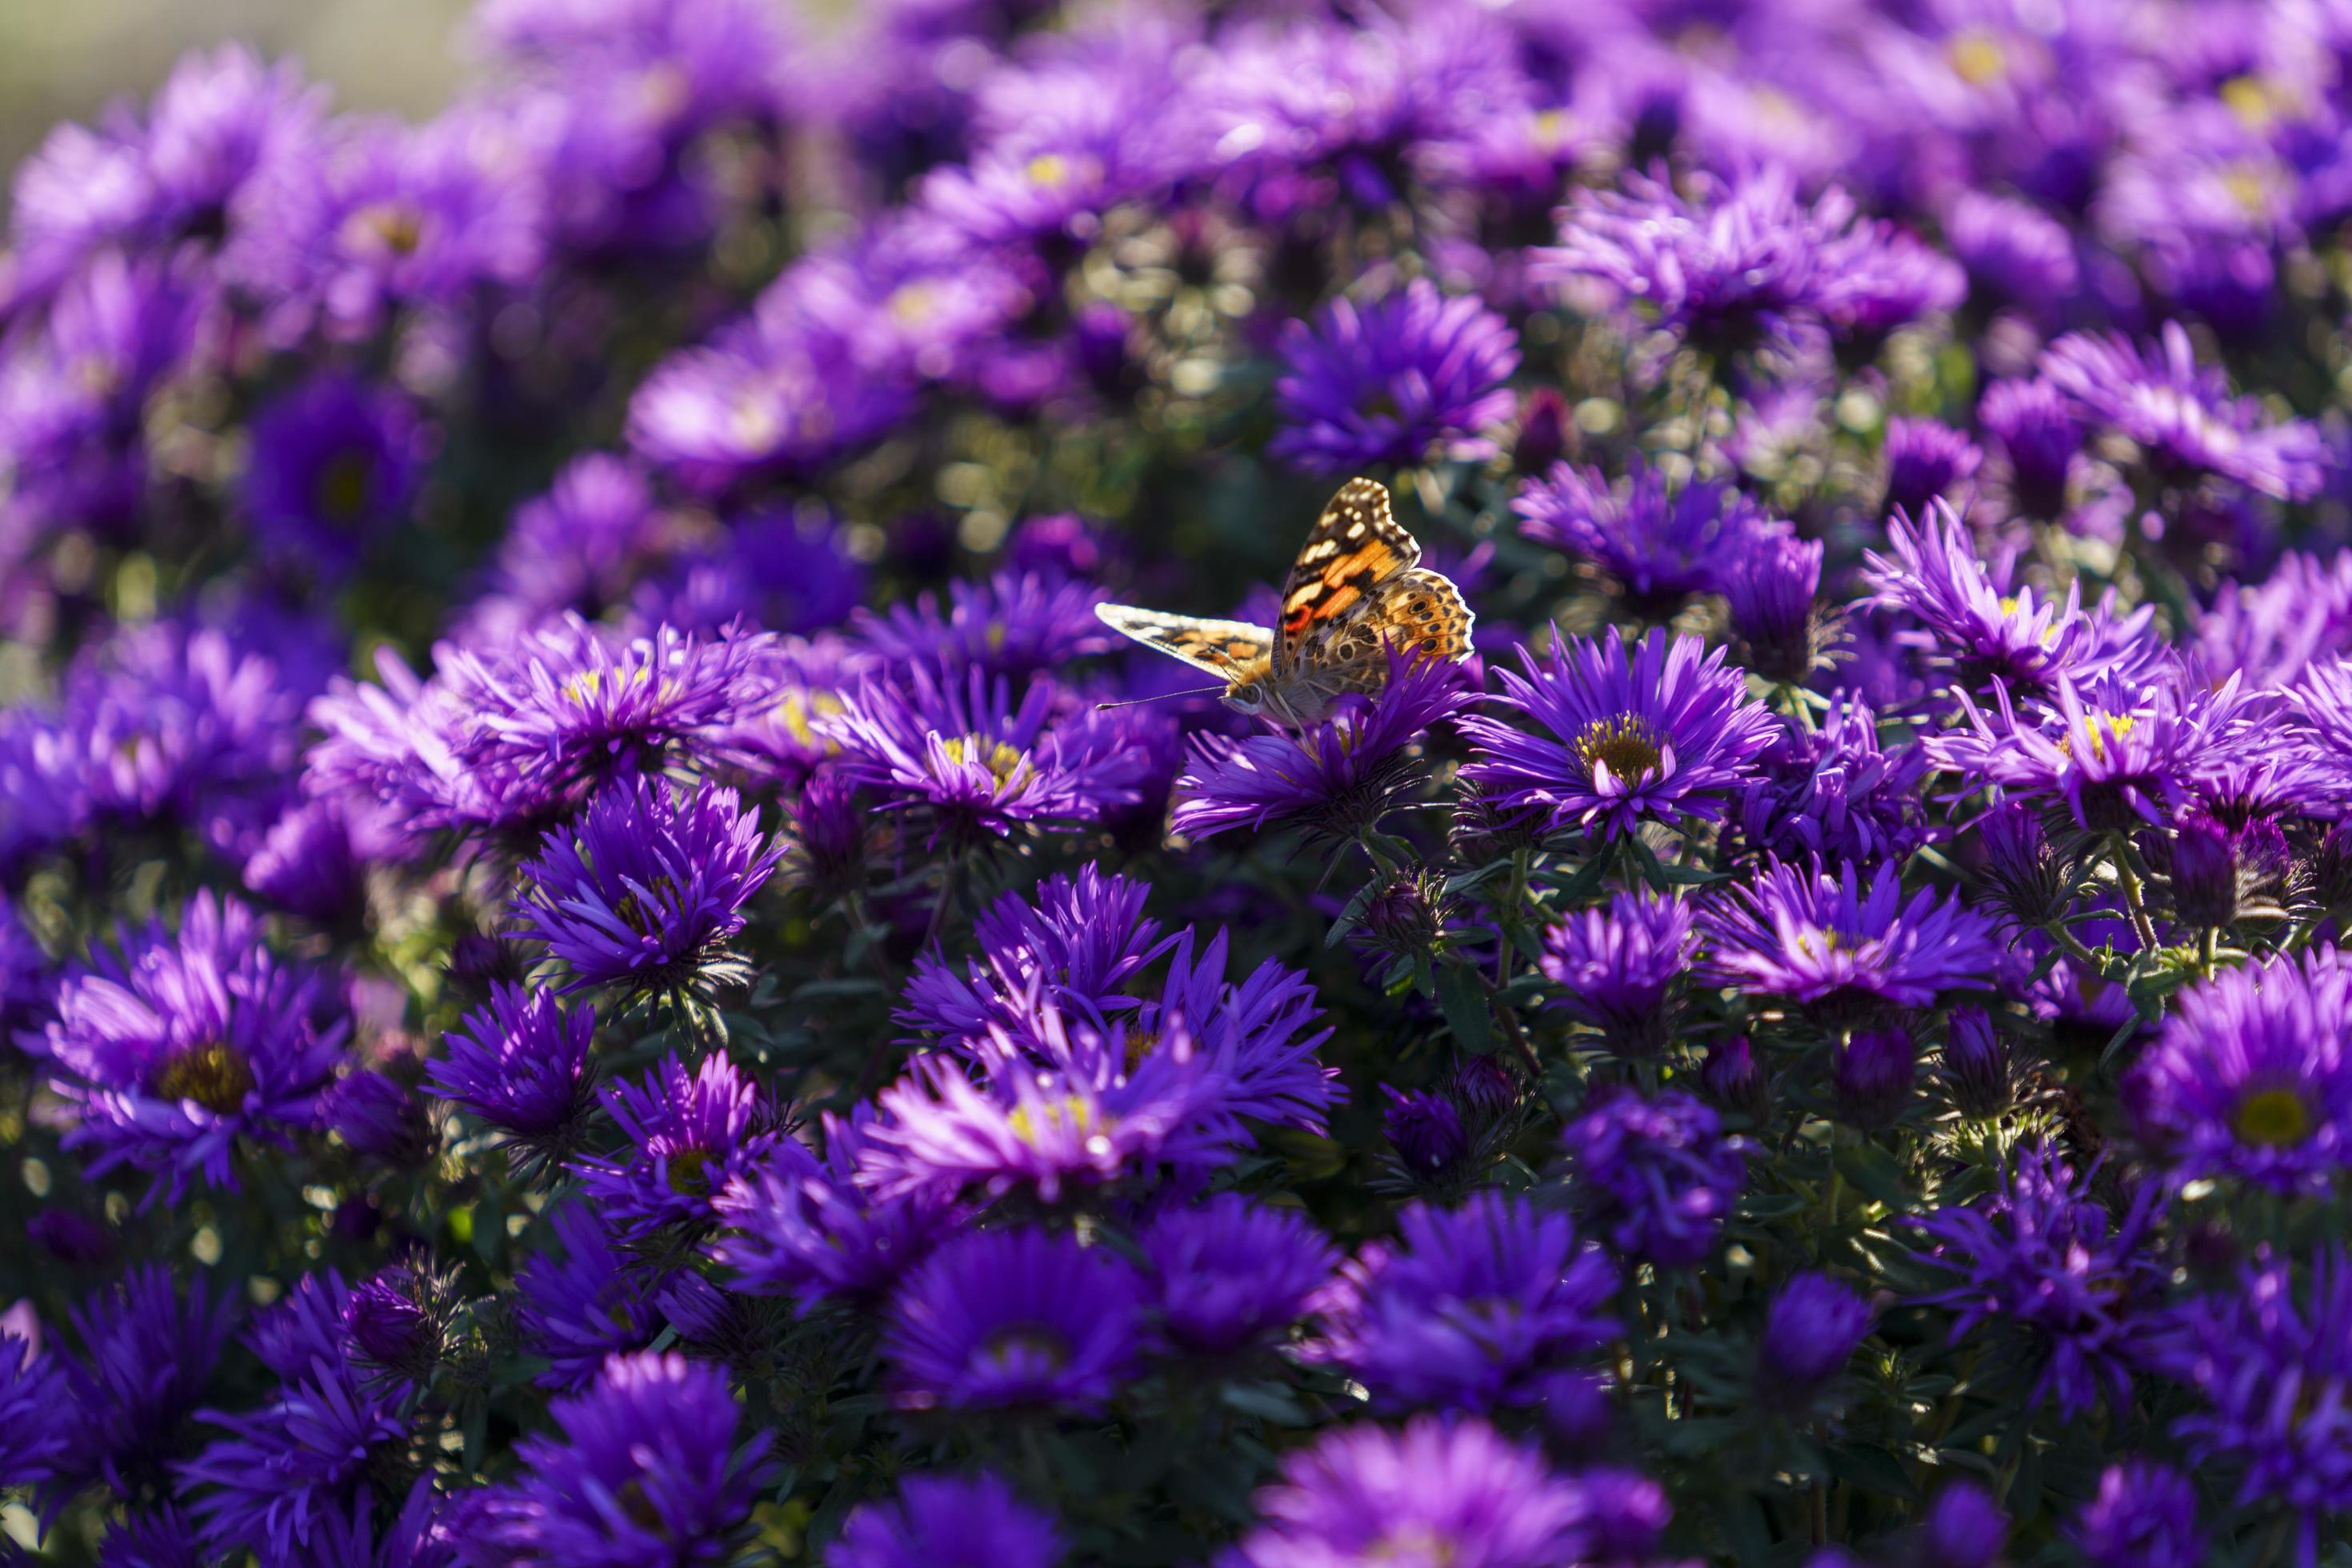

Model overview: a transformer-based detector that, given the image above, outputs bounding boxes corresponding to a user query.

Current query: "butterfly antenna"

[1095,686,1223,712]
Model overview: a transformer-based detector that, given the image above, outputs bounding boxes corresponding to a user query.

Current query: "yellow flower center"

[2058,712,2137,763]
[1006,1094,1104,1147]
[888,282,939,326]
[666,1146,714,1197]
[2234,1086,2313,1148]
[776,688,844,750]
[941,735,1026,787]
[154,1042,256,1114]
[1575,715,1664,785]
[1946,28,2009,86]
[343,199,426,258]
[313,450,374,524]
[1026,154,1071,189]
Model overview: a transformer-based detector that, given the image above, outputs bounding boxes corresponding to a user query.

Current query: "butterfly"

[1095,478,1474,729]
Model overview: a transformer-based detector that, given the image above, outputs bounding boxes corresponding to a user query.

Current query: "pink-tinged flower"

[1702,859,1999,1019]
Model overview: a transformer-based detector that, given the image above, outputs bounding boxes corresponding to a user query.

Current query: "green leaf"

[1435,962,1494,1055]
[1824,1442,1919,1501]
[1219,1381,1311,1425]
[1835,1141,1914,1212]
[1552,842,1617,904]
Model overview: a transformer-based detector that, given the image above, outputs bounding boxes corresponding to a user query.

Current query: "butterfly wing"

[1275,478,1420,677]
[1095,604,1276,683]
[1290,568,1478,709]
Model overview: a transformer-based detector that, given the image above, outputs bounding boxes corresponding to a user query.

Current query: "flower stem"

[2106,834,2160,952]
[1474,966,1543,1080]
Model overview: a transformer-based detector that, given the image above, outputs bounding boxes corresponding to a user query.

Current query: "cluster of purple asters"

[6,0,2352,1560]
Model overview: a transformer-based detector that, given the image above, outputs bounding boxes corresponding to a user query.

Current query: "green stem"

[2106,834,2160,953]
[1474,966,1544,1081]
[2042,920,2100,970]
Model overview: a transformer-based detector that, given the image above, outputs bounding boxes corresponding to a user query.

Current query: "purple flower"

[713,1107,958,1309]
[56,1266,237,1498]
[1538,887,1694,1058]
[882,1227,1145,1414]
[823,665,1144,848]
[1728,698,1930,869]
[33,892,350,1198]
[855,569,1113,682]
[1758,1271,1874,1408]
[514,1206,662,1390]
[1317,1191,1617,1412]
[1218,1415,1619,1568]
[512,775,782,995]
[626,318,910,491]
[1702,859,2001,1019]
[2201,551,2352,690]
[1459,626,1777,843]
[1699,1034,1771,1126]
[479,1351,770,1567]
[629,506,867,641]
[0,1333,72,1490]
[898,867,1169,1045]
[831,1472,1062,1568]
[424,982,596,1158]
[1382,1086,1470,1179]
[2125,950,2352,1196]
[477,454,670,624]
[1513,459,1762,615]
[1559,1089,1744,1269]
[96,1506,207,1567]
[240,374,429,574]
[1882,417,1981,520]
[1722,528,1831,685]
[2041,322,2331,501]
[1978,378,2082,522]
[1173,649,1473,842]
[1268,280,1520,474]
[1920,1481,2006,1568]
[2068,1459,2201,1568]
[1910,1143,2166,1417]
[575,1053,781,1236]
[178,1351,406,1562]
[1944,190,2080,319]
[1140,1195,1339,1357]
[239,797,382,926]
[326,1067,434,1166]
[1941,1008,2016,1120]
[1834,1027,1919,1133]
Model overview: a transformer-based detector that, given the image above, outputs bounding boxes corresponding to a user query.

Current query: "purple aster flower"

[1218,1415,1613,1568]
[1882,417,1982,520]
[1973,801,2073,931]
[831,1471,1061,1568]
[1382,1086,1470,1181]
[2152,1248,2352,1555]
[1920,1481,2006,1568]
[1513,459,1763,616]
[512,775,782,996]
[326,1067,435,1166]
[476,454,669,625]
[239,374,429,574]
[2125,950,2352,1196]
[55,1266,237,1498]
[574,1053,780,1236]
[1459,626,1777,843]
[342,1263,441,1378]
[855,569,1112,681]
[1537,886,1694,1057]
[2069,1459,2201,1568]
[626,318,910,492]
[1268,280,1519,474]
[1316,1191,1617,1412]
[898,867,1168,1046]
[1941,1008,2017,1121]
[514,1206,663,1390]
[0,891,50,1033]
[478,1350,770,1567]
[1910,1143,2166,1418]
[881,1226,1145,1414]
[2200,551,2352,690]
[1727,698,1930,869]
[454,614,778,798]
[97,1506,206,1567]
[1833,1026,1918,1133]
[0,1332,73,1489]
[178,1349,407,1562]
[2040,322,2331,501]
[1757,1270,1874,1410]
[424,982,595,1162]
[1722,527,1831,686]
[1559,1088,1744,1269]
[713,1106,958,1309]
[32,892,350,1198]
[1124,925,1342,1134]
[1814,216,1966,346]
[1943,190,2081,319]
[1173,648,1474,842]
[1699,1034,1771,1126]
[1702,858,2001,1020]
[239,796,383,926]
[1978,378,2082,522]
[823,665,1144,848]
[2161,810,2289,930]
[1139,1194,1338,1358]
[628,506,867,642]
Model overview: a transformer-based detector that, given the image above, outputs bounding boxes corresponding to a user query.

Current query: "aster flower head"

[1317,1190,1618,1412]
[1862,501,2118,696]
[575,1052,780,1237]
[1459,626,1778,843]
[514,1206,662,1390]
[178,1352,409,1562]
[882,1226,1145,1414]
[1382,1086,1470,1182]
[856,569,1113,682]
[34,892,350,1198]
[1702,858,2000,1021]
[239,373,428,574]
[0,1333,72,1490]
[481,453,668,622]
[1882,418,1982,520]
[1940,1007,2017,1120]
[1834,1026,1919,1132]
[712,1106,958,1310]
[424,982,595,1166]
[2041,322,2331,501]
[1140,1195,1339,1358]
[1919,1482,2006,1568]
[512,774,782,996]
[628,506,866,642]
[2068,1458,2200,1568]
[1910,1142,2166,1417]
[824,664,1143,849]
[831,1472,1062,1568]
[1728,698,1930,869]
[1978,378,2082,522]
[898,867,1167,1047]
[1268,279,1520,474]
[1757,1270,1874,1410]
[626,318,911,492]
[1944,190,2081,318]
[1537,886,1694,1057]
[54,1266,238,1500]
[1512,459,1765,616]
[1973,800,2073,930]
[2125,949,2352,1196]
[326,1067,435,1166]
[1723,526,1832,685]
[481,1350,770,1568]
[1559,1088,1744,1269]
[1174,647,1473,843]
[1219,1415,1614,1568]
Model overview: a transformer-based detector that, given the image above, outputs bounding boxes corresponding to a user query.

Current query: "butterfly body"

[1097,478,1474,729]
